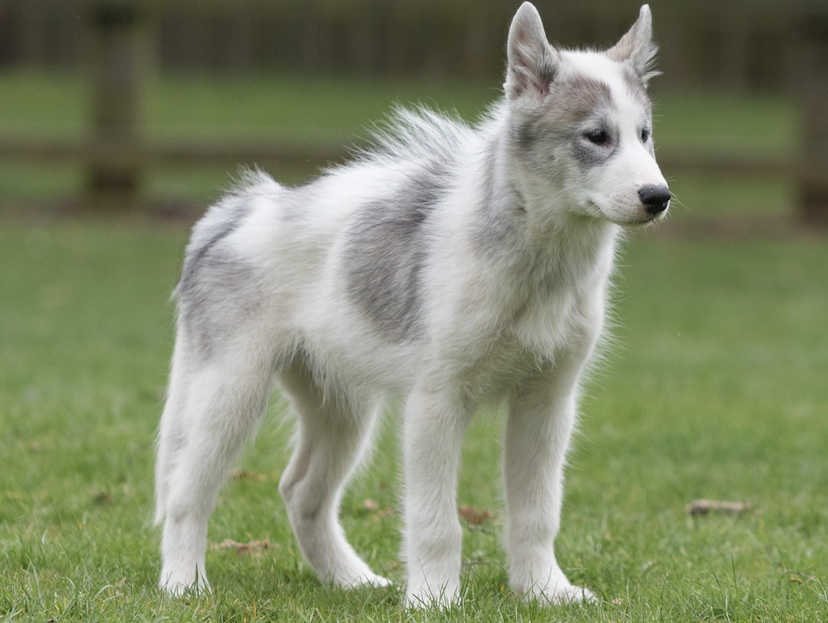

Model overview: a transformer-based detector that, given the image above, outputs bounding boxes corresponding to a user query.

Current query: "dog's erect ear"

[607,4,660,85]
[505,2,559,99]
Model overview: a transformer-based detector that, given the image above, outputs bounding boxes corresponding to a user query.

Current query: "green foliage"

[1,225,826,621]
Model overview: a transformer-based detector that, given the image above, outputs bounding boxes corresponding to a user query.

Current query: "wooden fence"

[0,0,825,223]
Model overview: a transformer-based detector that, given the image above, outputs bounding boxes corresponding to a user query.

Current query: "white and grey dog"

[154,2,669,607]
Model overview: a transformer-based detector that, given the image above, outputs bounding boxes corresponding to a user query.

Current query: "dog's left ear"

[607,4,660,85]
[505,2,560,100]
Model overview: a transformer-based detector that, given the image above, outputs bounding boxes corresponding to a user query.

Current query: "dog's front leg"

[402,386,468,608]
[504,352,596,604]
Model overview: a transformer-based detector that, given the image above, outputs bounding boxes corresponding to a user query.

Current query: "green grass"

[1,223,826,621]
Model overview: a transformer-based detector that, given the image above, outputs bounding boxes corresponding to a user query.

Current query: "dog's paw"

[523,581,596,605]
[544,583,596,605]
[365,574,393,588]
[159,569,211,597]
[336,572,392,590]
[404,585,460,609]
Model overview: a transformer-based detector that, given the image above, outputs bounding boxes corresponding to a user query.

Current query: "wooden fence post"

[795,5,828,226]
[86,0,146,210]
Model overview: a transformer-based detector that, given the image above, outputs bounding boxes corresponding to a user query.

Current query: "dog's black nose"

[638,185,671,215]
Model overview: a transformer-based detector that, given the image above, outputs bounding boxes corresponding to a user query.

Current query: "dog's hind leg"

[158,343,274,595]
[154,335,190,526]
[278,356,389,589]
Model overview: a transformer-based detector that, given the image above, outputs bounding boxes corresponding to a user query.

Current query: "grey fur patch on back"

[177,171,271,296]
[343,163,445,343]
[175,174,270,357]
[177,216,241,295]
[178,250,260,357]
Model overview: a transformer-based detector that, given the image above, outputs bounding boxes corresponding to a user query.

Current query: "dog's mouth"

[587,197,668,226]
[629,211,667,226]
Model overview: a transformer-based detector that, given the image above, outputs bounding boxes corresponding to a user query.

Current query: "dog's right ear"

[607,5,660,85]
[504,2,559,100]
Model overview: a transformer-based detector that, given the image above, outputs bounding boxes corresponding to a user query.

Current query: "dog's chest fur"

[449,226,616,403]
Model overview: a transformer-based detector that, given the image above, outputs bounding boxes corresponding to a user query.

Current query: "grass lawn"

[1,222,826,621]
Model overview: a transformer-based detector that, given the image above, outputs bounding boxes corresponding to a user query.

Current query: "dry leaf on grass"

[459,504,492,525]
[211,538,273,556]
[230,470,269,482]
[686,499,752,516]
[362,498,394,519]
[92,491,113,505]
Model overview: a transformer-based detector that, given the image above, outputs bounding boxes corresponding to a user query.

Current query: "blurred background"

[0,0,825,225]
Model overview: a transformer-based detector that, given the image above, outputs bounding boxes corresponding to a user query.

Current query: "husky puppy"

[154,2,669,607]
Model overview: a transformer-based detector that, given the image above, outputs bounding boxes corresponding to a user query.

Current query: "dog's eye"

[640,128,651,143]
[584,129,609,146]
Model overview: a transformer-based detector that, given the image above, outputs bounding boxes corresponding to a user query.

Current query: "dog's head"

[504,2,669,226]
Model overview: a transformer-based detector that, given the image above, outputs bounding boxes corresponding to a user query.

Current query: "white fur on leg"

[504,345,598,605]
[160,512,211,595]
[402,388,467,608]
[278,359,390,589]
[158,351,273,595]
[154,335,190,527]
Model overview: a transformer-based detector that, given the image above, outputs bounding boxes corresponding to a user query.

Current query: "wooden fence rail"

[0,136,793,179]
